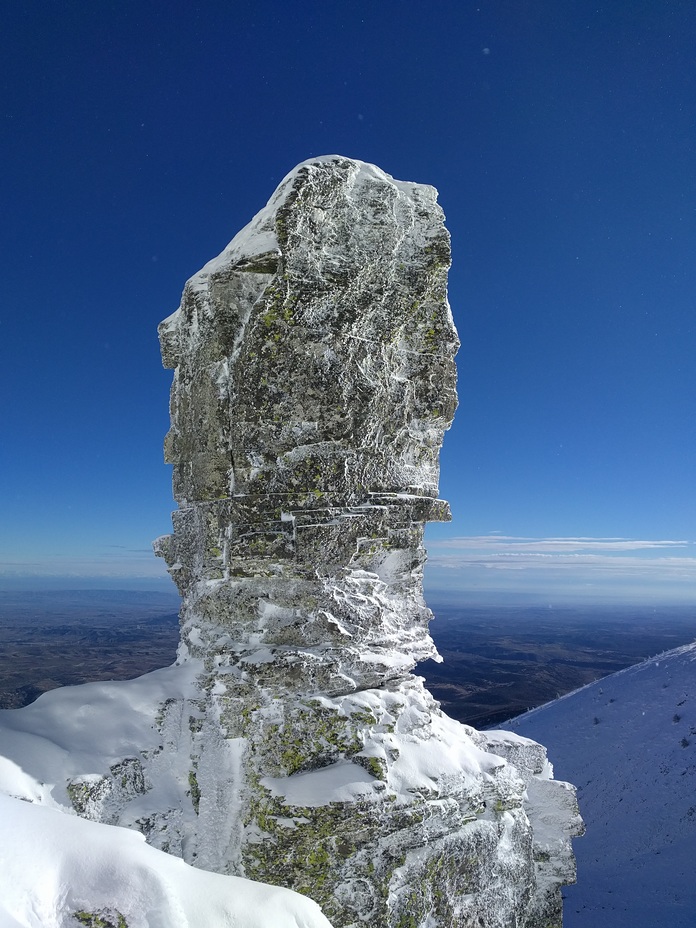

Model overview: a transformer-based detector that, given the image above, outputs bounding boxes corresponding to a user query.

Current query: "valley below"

[0,591,693,724]
[0,590,180,709]
[419,602,696,726]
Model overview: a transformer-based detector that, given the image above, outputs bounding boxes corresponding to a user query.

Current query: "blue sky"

[2,2,695,601]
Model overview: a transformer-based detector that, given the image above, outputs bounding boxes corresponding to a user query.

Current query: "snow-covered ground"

[4,620,691,927]
[0,664,333,928]
[503,640,696,928]
[0,792,333,928]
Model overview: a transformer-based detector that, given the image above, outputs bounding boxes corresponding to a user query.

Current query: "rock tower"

[153,156,581,927]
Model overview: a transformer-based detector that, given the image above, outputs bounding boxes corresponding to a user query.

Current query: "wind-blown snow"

[261,760,377,807]
[0,793,333,928]
[504,640,696,928]
[0,667,334,928]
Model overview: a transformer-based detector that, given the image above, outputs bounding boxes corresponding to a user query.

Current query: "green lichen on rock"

[255,700,363,777]
[67,777,111,818]
[187,769,201,814]
[73,911,127,928]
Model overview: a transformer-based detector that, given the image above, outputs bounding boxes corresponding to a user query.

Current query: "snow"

[261,760,376,807]
[504,640,696,928]
[388,705,502,788]
[0,662,197,797]
[0,793,333,928]
[0,664,335,928]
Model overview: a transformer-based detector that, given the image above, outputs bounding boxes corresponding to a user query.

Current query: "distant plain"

[0,590,180,709]
[419,602,696,727]
[0,591,693,724]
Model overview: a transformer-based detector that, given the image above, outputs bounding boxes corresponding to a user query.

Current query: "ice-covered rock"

[155,156,458,687]
[0,156,581,928]
[150,155,582,926]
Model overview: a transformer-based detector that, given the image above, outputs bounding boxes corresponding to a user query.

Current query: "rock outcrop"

[148,156,582,927]
[0,156,581,928]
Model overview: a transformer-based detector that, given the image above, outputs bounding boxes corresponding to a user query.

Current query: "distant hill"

[502,640,696,928]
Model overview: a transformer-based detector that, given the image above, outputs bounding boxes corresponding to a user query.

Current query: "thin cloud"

[426,535,696,597]
[430,553,696,575]
[430,536,691,552]
[425,536,696,603]
[429,534,694,565]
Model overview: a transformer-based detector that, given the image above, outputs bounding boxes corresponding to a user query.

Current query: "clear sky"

[2,2,695,602]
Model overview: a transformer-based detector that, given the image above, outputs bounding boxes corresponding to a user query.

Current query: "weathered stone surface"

[156,157,458,691]
[0,157,577,927]
[147,156,583,926]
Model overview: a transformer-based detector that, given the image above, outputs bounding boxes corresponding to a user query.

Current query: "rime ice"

[152,156,581,926]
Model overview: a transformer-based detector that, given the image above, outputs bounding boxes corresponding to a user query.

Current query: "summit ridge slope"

[505,640,696,928]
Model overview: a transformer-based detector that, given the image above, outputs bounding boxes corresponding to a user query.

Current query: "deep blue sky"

[2,1,695,601]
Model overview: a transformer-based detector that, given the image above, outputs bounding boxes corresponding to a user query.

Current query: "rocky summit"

[150,156,582,926]
[0,157,581,928]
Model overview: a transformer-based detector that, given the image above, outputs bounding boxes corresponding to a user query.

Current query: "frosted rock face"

[156,156,457,689]
[149,156,581,926]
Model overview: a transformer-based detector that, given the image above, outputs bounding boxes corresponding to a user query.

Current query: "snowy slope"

[501,640,696,928]
[0,793,333,928]
[0,665,334,928]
